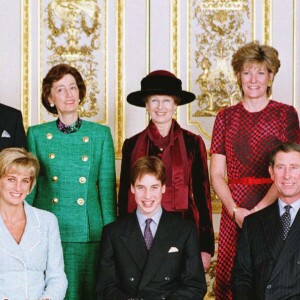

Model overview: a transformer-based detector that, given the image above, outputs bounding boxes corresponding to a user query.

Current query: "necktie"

[144,218,153,250]
[281,205,291,240]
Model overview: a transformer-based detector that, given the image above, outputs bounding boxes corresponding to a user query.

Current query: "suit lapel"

[138,212,177,291]
[262,201,284,261]
[269,206,300,280]
[0,214,23,260]
[120,213,148,271]
[0,202,43,261]
[20,202,43,252]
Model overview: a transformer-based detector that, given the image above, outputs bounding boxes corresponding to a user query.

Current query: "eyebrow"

[275,163,300,167]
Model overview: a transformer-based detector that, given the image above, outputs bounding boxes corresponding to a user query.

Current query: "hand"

[234,207,251,228]
[201,252,211,272]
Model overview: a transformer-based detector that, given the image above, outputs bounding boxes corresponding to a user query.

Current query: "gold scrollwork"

[192,0,250,117]
[204,259,217,299]
[211,186,222,213]
[45,0,102,118]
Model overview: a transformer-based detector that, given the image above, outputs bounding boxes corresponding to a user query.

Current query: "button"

[266,284,272,289]
[297,260,300,265]
[49,153,55,159]
[129,277,134,281]
[46,133,53,140]
[83,136,89,143]
[82,155,88,162]
[52,176,58,182]
[77,198,85,205]
[164,277,170,281]
[52,198,58,204]
[79,177,86,184]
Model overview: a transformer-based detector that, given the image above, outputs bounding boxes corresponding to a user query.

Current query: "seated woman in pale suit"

[0,148,67,299]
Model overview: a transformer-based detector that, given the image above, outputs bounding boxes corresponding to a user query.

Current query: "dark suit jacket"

[232,200,300,300]
[0,103,27,150]
[96,210,207,300]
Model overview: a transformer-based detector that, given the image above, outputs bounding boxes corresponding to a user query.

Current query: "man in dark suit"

[0,103,27,150]
[96,156,207,300]
[232,142,300,300]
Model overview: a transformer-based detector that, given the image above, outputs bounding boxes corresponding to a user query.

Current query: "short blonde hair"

[0,148,40,192]
[232,41,281,97]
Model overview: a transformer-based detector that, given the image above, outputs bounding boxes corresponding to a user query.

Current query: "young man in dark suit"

[0,103,26,150]
[96,156,207,300]
[232,142,300,300]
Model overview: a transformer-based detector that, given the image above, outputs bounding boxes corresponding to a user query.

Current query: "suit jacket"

[0,103,27,150]
[0,201,67,299]
[118,121,214,255]
[232,200,300,300]
[26,120,116,242]
[96,210,207,300]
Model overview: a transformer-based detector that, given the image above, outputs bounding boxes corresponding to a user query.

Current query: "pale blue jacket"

[0,201,67,299]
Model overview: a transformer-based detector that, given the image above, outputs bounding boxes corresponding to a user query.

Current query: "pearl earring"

[50,103,54,107]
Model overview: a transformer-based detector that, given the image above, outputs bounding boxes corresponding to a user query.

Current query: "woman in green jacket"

[27,63,116,299]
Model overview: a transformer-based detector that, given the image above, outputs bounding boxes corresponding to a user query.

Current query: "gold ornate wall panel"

[188,0,252,140]
[40,0,107,124]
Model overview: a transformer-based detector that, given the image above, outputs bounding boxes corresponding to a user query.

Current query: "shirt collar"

[136,206,163,227]
[278,198,300,213]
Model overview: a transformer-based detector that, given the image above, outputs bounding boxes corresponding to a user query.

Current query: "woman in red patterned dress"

[210,41,300,300]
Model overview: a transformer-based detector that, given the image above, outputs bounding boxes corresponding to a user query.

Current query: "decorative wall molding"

[21,0,30,129]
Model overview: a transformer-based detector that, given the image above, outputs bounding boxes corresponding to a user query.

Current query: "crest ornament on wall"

[42,0,106,120]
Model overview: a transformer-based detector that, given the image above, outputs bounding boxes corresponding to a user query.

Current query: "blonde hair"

[231,41,281,97]
[0,148,40,192]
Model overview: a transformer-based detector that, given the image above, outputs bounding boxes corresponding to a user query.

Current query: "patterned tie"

[281,205,292,240]
[144,218,153,250]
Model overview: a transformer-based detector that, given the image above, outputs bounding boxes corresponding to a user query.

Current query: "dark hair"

[269,142,300,167]
[231,41,281,97]
[130,156,166,186]
[42,63,86,114]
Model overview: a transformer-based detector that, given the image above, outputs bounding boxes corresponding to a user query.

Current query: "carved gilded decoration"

[115,0,124,159]
[264,0,271,44]
[188,0,251,140]
[192,0,250,117]
[204,233,219,299]
[21,0,30,129]
[211,187,222,213]
[171,0,179,75]
[41,0,107,123]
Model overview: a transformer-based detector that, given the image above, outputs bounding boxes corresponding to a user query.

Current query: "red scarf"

[128,119,189,212]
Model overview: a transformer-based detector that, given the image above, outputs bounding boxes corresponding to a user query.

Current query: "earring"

[50,103,54,107]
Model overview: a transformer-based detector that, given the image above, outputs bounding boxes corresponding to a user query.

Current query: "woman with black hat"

[118,70,214,271]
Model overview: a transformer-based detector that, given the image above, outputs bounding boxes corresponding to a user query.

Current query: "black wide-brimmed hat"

[127,70,196,107]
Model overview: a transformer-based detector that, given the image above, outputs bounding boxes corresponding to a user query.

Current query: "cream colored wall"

[1,1,300,298]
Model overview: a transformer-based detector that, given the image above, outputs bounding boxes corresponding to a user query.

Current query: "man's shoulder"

[161,211,195,232]
[0,103,21,115]
[245,201,277,224]
[104,213,136,232]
